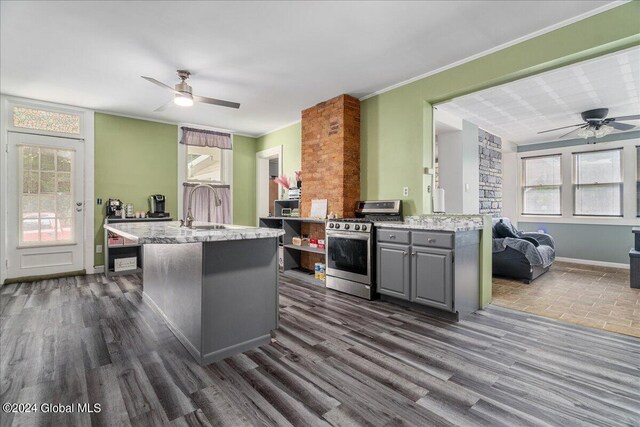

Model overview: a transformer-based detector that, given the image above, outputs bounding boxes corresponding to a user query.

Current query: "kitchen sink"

[191,224,227,230]
[169,223,256,231]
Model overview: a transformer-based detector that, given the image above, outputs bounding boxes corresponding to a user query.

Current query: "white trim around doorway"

[256,146,283,225]
[0,95,96,282]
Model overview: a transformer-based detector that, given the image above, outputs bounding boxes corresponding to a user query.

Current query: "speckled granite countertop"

[374,215,484,232]
[105,221,284,244]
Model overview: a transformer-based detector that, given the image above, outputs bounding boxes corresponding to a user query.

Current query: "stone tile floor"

[492,261,640,337]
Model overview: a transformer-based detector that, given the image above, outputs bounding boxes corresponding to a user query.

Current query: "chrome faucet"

[183,184,222,228]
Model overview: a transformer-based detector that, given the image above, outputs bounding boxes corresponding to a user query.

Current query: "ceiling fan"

[537,108,640,140]
[141,70,240,112]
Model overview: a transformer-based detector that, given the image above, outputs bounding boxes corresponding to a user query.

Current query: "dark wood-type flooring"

[1,272,639,426]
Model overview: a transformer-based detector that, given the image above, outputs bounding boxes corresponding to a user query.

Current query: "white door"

[6,132,85,279]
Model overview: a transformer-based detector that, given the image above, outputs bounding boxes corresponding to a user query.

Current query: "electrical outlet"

[96,245,102,254]
[403,187,409,197]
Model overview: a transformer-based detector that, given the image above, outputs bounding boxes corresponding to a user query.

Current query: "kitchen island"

[104,221,284,365]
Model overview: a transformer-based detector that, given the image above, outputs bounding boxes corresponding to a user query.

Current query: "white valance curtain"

[180,126,232,149]
[182,183,231,224]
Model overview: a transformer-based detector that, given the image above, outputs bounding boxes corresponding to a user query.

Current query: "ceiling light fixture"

[576,124,613,139]
[174,92,194,107]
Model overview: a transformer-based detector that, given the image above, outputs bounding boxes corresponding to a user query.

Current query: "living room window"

[573,148,623,217]
[521,154,561,215]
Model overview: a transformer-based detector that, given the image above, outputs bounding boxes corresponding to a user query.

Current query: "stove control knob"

[329,223,335,228]
[361,225,368,231]
[335,224,340,229]
[344,224,350,230]
[354,225,360,230]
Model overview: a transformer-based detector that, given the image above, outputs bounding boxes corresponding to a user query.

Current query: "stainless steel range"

[325,200,402,299]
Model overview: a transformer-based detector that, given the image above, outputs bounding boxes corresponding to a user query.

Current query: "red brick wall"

[299,94,360,270]
[301,94,360,218]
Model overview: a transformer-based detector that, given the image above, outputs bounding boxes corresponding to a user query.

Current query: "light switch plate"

[403,187,409,197]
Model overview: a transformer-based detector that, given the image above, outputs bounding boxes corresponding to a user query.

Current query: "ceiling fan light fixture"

[577,125,613,139]
[174,92,194,107]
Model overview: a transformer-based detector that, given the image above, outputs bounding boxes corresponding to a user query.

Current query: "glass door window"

[19,145,74,244]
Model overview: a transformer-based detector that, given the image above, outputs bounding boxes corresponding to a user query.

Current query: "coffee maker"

[148,194,169,218]
[106,199,123,218]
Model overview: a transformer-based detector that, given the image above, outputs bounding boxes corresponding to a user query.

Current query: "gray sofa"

[492,218,555,283]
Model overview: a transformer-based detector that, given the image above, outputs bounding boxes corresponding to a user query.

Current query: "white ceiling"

[0,1,620,137]
[437,47,640,144]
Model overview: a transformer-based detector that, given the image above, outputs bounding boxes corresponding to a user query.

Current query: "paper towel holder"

[433,187,446,214]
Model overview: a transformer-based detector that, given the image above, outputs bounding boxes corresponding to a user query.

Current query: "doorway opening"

[256,146,282,224]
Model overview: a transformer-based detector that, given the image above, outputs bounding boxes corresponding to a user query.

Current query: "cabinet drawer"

[412,231,454,249]
[377,229,411,244]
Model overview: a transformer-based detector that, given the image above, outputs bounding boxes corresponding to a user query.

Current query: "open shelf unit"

[104,216,172,278]
[260,201,326,286]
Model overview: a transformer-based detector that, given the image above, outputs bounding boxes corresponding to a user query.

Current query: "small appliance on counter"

[148,194,170,218]
[125,203,135,218]
[325,199,403,300]
[106,199,123,218]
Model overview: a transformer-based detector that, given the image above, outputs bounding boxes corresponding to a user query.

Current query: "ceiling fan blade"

[141,76,180,95]
[608,121,635,131]
[154,100,173,112]
[611,114,640,121]
[537,123,584,134]
[193,94,240,109]
[558,124,587,139]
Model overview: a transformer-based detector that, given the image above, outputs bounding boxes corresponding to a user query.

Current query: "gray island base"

[104,221,283,365]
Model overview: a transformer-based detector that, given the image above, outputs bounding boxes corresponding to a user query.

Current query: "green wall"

[94,113,178,266]
[232,135,257,226]
[360,2,640,218]
[256,122,301,179]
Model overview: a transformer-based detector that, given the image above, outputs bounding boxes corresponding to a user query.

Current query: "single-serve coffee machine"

[148,194,170,218]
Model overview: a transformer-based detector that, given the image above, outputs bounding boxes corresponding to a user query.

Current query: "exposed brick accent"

[299,94,360,270]
[301,94,361,219]
[479,128,502,216]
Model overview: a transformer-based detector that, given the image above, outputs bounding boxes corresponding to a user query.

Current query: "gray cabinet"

[411,247,453,311]
[377,243,410,299]
[376,227,480,320]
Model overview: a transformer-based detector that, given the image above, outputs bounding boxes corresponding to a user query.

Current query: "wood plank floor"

[493,261,639,337]
[1,272,639,426]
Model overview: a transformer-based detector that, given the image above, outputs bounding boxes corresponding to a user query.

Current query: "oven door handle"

[326,232,370,241]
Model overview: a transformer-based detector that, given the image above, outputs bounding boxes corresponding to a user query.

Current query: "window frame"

[185,145,225,184]
[520,153,563,216]
[572,148,624,218]
[8,103,84,138]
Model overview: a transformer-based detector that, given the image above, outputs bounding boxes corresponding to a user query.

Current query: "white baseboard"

[88,265,105,274]
[555,257,629,270]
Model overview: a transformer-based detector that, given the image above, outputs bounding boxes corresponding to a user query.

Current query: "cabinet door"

[411,247,453,311]
[377,243,410,300]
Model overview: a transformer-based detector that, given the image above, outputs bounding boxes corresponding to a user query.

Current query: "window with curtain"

[573,148,623,217]
[521,154,562,215]
[180,127,232,223]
